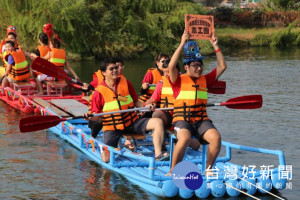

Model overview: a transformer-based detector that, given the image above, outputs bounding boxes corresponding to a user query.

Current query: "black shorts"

[164,111,173,128]
[173,120,217,145]
[103,118,150,147]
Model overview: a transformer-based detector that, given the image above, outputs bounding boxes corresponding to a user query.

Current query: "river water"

[0,47,299,200]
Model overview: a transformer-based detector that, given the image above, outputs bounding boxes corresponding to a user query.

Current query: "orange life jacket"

[2,50,9,68]
[1,40,21,68]
[118,73,125,79]
[160,76,174,109]
[33,45,51,75]
[172,74,209,123]
[37,45,50,58]
[95,77,138,132]
[88,72,126,114]
[0,40,5,61]
[139,68,162,103]
[6,49,30,81]
[95,70,104,85]
[50,48,66,68]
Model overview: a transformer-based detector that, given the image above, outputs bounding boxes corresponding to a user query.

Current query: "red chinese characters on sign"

[185,14,214,40]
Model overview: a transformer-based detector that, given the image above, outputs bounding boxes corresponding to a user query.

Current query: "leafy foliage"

[270,20,298,47]
[264,0,300,11]
[0,0,206,58]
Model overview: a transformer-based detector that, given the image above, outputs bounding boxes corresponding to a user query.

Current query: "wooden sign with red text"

[185,14,214,40]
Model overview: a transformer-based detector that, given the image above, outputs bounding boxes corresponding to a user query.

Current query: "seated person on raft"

[166,32,227,176]
[2,40,31,87]
[144,59,200,150]
[81,57,134,150]
[88,59,169,163]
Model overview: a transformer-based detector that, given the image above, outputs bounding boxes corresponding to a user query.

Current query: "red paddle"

[31,57,83,86]
[141,95,263,112]
[218,94,263,109]
[19,106,150,133]
[208,81,226,94]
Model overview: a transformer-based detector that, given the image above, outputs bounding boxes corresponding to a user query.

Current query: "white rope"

[239,177,285,200]
[224,183,261,200]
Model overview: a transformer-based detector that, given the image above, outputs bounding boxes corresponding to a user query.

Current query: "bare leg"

[168,128,191,173]
[152,110,168,126]
[1,77,9,87]
[101,151,109,163]
[35,78,44,94]
[202,129,221,175]
[145,118,164,157]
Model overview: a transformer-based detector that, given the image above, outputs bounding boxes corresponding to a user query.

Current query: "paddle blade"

[19,115,65,133]
[31,57,70,81]
[222,95,263,109]
[208,81,226,94]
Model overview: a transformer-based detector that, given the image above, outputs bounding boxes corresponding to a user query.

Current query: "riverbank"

[64,25,300,60]
[198,25,300,55]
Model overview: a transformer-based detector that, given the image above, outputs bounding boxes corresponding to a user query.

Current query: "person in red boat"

[2,40,30,87]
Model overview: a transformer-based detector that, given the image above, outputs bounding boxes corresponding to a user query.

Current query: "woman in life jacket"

[42,38,80,81]
[138,53,169,104]
[0,32,20,77]
[24,33,51,94]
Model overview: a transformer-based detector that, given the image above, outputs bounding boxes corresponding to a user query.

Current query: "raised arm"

[210,35,227,80]
[169,33,190,83]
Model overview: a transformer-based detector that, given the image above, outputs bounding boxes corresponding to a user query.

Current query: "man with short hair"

[90,59,168,162]
[167,32,227,176]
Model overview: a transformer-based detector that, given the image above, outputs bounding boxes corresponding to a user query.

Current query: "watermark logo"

[172,161,203,190]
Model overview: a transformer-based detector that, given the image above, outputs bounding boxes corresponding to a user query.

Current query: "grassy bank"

[197,25,300,55]
[217,25,300,47]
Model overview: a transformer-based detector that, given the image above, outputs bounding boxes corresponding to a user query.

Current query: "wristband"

[215,48,221,53]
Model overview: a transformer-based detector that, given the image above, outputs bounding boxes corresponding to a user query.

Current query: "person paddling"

[89,59,168,163]
[42,38,80,81]
[82,57,134,150]
[166,32,227,176]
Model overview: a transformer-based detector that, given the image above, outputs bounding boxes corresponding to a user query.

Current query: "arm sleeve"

[169,76,181,99]
[90,91,104,113]
[7,55,15,65]
[89,74,98,88]
[142,70,153,84]
[127,80,138,102]
[205,68,217,89]
[150,81,163,102]
[140,70,153,94]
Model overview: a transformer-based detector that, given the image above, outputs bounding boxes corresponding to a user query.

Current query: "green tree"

[0,0,206,58]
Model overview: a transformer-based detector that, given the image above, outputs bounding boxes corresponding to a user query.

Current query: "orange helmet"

[6,25,17,36]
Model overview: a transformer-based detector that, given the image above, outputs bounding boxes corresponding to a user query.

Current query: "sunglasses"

[189,64,203,69]
[160,60,166,63]
[107,65,119,71]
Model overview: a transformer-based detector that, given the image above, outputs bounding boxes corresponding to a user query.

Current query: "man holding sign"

[167,16,227,176]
